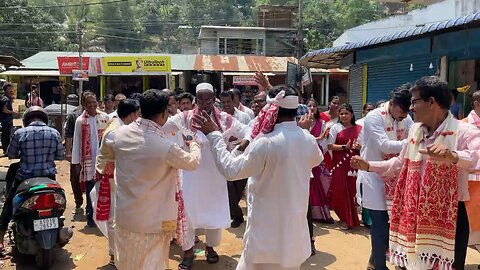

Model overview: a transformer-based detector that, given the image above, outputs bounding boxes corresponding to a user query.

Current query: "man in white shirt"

[165,83,249,269]
[358,85,414,270]
[112,90,201,270]
[232,88,255,119]
[219,90,251,228]
[194,85,322,270]
[94,99,140,266]
[108,93,126,119]
[72,92,109,227]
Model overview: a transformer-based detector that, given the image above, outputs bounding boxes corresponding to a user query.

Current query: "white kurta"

[206,121,322,268]
[71,114,106,180]
[168,112,248,230]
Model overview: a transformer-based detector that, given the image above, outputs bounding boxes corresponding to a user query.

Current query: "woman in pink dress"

[306,99,334,224]
[327,103,361,230]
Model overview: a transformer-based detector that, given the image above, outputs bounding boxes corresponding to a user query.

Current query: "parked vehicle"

[11,177,73,269]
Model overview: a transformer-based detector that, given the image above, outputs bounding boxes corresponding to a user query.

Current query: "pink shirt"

[370,120,480,201]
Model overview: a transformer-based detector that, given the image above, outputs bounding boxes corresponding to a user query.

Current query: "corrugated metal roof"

[19,52,303,73]
[300,11,480,68]
[193,55,297,72]
[1,70,60,76]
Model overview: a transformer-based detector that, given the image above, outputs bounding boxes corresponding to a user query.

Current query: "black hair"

[269,84,298,118]
[330,96,340,102]
[451,89,459,100]
[363,102,374,111]
[103,94,115,103]
[3,83,13,91]
[389,83,412,112]
[130,92,142,101]
[139,89,169,120]
[306,98,320,119]
[117,99,140,119]
[177,92,194,102]
[231,88,242,99]
[411,76,451,110]
[338,103,356,125]
[81,91,96,105]
[219,90,234,100]
[163,89,179,101]
[375,100,386,108]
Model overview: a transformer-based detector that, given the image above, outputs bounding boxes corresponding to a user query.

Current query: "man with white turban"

[193,84,323,270]
[164,83,249,270]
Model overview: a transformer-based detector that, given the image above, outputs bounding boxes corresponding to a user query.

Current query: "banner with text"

[57,57,90,75]
[102,56,171,74]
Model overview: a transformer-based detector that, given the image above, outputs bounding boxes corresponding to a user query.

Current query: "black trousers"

[307,203,314,243]
[453,201,469,270]
[85,180,96,222]
[1,122,12,154]
[227,179,247,221]
[69,164,83,208]
[0,167,55,232]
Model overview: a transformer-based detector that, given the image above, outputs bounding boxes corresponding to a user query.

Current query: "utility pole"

[77,20,84,98]
[296,0,304,60]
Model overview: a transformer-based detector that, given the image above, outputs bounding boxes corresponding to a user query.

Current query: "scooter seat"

[16,177,60,194]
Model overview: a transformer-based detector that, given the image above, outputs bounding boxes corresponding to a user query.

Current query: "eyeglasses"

[411,98,424,106]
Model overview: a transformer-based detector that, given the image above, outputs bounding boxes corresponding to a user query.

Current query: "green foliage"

[0,0,423,58]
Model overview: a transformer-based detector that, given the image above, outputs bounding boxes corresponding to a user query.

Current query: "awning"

[0,55,22,67]
[193,55,297,72]
[1,70,60,76]
[222,72,275,76]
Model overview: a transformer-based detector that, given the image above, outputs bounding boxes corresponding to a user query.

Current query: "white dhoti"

[91,181,116,255]
[236,252,300,270]
[182,224,222,251]
[114,225,173,270]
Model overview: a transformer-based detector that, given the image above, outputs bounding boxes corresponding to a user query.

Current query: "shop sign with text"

[57,57,90,74]
[102,56,171,74]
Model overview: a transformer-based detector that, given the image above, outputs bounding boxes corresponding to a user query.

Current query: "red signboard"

[57,56,90,75]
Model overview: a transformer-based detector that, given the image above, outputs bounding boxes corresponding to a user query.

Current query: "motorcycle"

[10,177,73,269]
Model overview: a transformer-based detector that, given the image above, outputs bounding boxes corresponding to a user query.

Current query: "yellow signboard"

[102,56,171,74]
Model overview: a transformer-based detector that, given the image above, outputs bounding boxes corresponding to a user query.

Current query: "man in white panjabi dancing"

[94,99,140,266]
[194,84,322,270]
[112,90,201,270]
[166,83,249,270]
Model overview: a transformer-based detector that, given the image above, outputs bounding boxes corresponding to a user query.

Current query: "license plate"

[33,217,59,232]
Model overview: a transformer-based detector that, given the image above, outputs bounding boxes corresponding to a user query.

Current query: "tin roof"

[15,52,330,74]
[300,11,480,68]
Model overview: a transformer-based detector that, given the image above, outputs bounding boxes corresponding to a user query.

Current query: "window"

[218,38,226,54]
[218,38,265,55]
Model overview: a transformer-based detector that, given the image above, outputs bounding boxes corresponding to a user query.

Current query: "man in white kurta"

[166,83,249,268]
[112,90,201,270]
[194,85,322,270]
[71,92,109,227]
[93,99,140,265]
[358,87,413,270]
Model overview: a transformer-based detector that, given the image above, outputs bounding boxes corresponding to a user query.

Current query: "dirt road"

[0,159,478,270]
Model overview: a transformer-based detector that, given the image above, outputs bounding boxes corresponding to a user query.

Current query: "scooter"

[11,177,73,269]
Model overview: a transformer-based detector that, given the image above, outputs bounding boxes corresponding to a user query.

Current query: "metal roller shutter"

[366,56,438,103]
[348,64,364,119]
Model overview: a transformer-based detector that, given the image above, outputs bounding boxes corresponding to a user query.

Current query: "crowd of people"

[0,73,478,270]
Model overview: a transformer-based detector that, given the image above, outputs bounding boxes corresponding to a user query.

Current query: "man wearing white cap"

[165,82,249,270]
[193,84,322,270]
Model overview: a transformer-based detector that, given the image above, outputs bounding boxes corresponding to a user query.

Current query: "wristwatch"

[342,145,347,150]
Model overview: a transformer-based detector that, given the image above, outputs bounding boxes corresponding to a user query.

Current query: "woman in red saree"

[327,103,361,230]
[320,96,340,172]
[307,99,334,224]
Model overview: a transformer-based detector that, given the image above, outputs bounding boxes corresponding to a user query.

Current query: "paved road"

[0,159,477,270]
